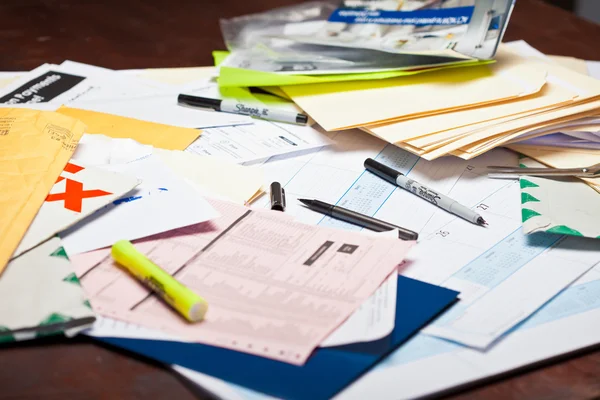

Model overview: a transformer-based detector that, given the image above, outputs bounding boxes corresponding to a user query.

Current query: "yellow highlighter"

[111,240,208,322]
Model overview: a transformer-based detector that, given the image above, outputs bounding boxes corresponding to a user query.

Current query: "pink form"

[72,199,413,365]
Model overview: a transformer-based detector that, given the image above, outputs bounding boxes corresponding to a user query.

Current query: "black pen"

[299,199,418,241]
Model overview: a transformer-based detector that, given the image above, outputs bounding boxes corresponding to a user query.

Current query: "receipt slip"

[0,108,85,274]
[282,47,547,131]
[71,198,414,365]
[57,107,201,151]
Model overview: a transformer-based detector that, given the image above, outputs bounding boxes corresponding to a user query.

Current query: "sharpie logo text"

[236,103,269,117]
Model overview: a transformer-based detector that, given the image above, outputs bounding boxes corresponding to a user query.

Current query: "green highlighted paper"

[214,51,494,88]
[519,157,600,239]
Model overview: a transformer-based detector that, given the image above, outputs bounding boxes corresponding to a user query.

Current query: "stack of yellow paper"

[269,45,599,164]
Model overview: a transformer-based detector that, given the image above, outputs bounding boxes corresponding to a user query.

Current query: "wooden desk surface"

[1,0,600,399]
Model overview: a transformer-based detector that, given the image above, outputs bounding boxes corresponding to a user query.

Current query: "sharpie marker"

[178,93,308,125]
[364,158,488,226]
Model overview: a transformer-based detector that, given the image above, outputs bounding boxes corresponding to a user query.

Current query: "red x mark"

[46,179,112,213]
[56,163,85,184]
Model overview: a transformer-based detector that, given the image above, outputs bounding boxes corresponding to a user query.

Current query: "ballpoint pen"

[299,198,419,241]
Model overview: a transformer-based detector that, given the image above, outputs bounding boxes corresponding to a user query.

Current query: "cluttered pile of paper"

[1,1,600,399]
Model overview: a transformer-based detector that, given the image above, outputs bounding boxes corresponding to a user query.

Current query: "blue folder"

[99,276,458,400]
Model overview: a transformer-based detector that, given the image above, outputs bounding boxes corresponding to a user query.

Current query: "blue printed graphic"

[432,230,561,327]
[113,195,142,205]
[518,279,600,329]
[449,230,561,289]
[328,6,474,26]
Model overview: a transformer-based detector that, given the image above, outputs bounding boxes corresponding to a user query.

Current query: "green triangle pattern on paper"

[0,326,15,343]
[50,246,69,260]
[522,208,542,222]
[36,313,72,339]
[39,313,71,326]
[521,193,540,204]
[62,272,81,286]
[83,300,92,309]
[520,179,539,189]
[519,163,527,169]
[0,334,15,344]
[518,153,526,159]
[546,225,583,237]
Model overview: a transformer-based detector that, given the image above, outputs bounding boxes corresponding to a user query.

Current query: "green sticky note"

[216,58,494,88]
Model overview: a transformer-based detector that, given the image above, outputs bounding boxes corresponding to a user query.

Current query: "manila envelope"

[57,106,201,151]
[0,108,85,275]
[12,161,140,258]
[282,47,547,131]
[383,62,600,153]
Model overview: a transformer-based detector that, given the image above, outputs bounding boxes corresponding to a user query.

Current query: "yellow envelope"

[56,107,201,151]
[282,47,547,131]
[507,144,600,193]
[0,108,85,274]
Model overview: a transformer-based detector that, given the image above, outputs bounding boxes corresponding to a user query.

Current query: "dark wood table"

[1,0,600,399]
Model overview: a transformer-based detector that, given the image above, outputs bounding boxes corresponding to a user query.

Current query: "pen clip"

[270,182,286,212]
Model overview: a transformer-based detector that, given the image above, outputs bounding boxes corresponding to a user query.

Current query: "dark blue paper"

[98,276,458,400]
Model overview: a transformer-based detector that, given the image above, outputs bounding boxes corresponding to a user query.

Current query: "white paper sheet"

[518,157,600,238]
[0,62,251,129]
[186,118,332,164]
[61,155,219,256]
[587,60,600,79]
[321,271,397,347]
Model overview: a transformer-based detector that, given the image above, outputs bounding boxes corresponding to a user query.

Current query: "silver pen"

[364,158,488,226]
